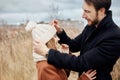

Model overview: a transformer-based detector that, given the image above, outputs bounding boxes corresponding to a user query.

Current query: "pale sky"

[0,0,120,25]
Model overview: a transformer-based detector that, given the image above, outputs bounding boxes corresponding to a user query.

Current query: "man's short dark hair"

[84,0,111,13]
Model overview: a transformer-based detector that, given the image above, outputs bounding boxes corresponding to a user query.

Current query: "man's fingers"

[49,20,54,26]
[54,20,58,24]
[61,44,69,48]
[49,20,58,26]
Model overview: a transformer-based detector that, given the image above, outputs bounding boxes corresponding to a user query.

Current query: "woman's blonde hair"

[46,38,57,50]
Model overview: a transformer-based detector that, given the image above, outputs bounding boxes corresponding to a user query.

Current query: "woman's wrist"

[44,48,50,57]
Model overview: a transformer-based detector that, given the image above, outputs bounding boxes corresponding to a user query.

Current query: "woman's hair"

[46,36,71,54]
[46,38,57,50]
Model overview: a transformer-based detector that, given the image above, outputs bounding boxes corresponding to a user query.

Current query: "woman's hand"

[33,41,49,56]
[78,69,96,80]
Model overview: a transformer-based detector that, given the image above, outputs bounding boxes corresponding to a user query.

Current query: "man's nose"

[82,12,87,19]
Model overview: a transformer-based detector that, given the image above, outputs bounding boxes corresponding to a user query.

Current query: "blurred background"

[0,0,120,26]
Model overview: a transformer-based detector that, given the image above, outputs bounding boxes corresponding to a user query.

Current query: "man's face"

[82,1,99,26]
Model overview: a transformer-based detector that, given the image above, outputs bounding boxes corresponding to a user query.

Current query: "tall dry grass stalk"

[0,27,37,80]
[0,26,120,80]
[111,59,120,80]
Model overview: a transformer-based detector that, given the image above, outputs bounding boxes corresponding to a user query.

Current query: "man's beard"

[89,13,99,26]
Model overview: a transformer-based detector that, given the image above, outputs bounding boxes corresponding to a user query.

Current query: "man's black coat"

[47,11,120,80]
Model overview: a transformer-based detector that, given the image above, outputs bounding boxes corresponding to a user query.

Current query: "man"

[33,0,120,80]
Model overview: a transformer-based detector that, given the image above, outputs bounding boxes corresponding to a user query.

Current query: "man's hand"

[61,44,69,54]
[33,41,49,56]
[50,20,63,33]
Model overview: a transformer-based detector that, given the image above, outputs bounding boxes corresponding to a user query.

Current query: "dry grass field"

[0,26,120,80]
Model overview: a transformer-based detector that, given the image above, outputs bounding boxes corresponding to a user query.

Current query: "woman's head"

[25,21,57,43]
[46,35,60,50]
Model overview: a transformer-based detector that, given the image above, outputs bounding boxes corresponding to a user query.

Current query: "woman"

[26,21,96,80]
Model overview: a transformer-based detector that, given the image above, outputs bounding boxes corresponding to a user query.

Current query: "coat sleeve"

[47,37,120,72]
[57,30,82,52]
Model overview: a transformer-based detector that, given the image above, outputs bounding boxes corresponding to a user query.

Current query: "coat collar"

[86,10,113,29]
[86,10,115,33]
[97,10,113,30]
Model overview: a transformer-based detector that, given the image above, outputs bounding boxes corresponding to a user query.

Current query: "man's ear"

[99,8,106,15]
